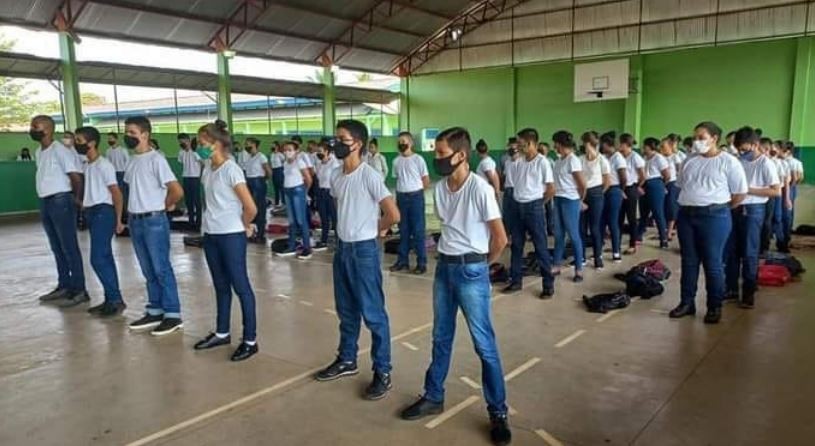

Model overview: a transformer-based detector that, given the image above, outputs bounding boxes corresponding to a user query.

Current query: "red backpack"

[633,259,671,281]
[757,264,791,287]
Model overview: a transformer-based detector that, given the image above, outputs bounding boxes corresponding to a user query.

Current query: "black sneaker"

[88,302,107,314]
[275,249,298,258]
[98,301,127,317]
[151,318,183,336]
[297,250,313,260]
[39,288,69,303]
[129,314,164,331]
[194,333,231,350]
[412,265,427,275]
[400,396,444,420]
[612,254,622,264]
[502,282,522,293]
[539,287,554,299]
[703,307,722,324]
[389,263,409,272]
[364,372,392,400]
[313,242,329,252]
[231,342,259,362]
[489,414,512,446]
[315,358,359,382]
[58,291,90,308]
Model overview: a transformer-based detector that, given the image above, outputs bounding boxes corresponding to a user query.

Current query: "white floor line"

[125,322,434,446]
[276,294,291,300]
[401,341,419,351]
[323,308,337,316]
[650,309,670,314]
[504,357,542,382]
[595,310,620,322]
[535,428,565,446]
[424,396,481,429]
[460,376,482,389]
[508,404,518,416]
[298,301,314,307]
[554,329,586,348]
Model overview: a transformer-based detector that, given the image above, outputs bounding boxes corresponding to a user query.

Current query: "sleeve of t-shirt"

[418,156,429,177]
[154,156,178,185]
[103,162,118,186]
[366,169,392,203]
[58,147,81,174]
[569,155,582,173]
[765,159,780,186]
[297,158,307,171]
[542,158,554,183]
[391,158,399,179]
[600,156,611,174]
[228,163,246,187]
[656,155,669,171]
[612,154,626,171]
[477,181,502,222]
[728,158,749,195]
[329,170,340,198]
[259,153,268,164]
[634,153,645,169]
[484,158,496,173]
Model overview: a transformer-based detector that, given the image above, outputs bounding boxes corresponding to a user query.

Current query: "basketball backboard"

[574,59,629,102]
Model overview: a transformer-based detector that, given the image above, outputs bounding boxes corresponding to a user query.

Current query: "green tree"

[0,32,38,130]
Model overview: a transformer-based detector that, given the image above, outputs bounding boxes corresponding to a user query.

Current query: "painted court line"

[504,357,542,382]
[508,405,518,416]
[460,376,482,390]
[401,342,419,351]
[298,301,314,307]
[323,308,337,316]
[535,428,565,446]
[595,310,620,322]
[392,323,433,341]
[650,309,670,314]
[555,329,586,348]
[276,294,291,300]
[424,396,481,429]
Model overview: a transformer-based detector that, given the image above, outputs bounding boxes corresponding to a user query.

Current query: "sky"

[0,25,397,104]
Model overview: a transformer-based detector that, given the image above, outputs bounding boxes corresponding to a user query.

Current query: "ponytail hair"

[198,120,232,153]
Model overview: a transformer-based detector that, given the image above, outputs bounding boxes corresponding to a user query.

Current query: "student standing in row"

[552,131,587,282]
[579,131,610,270]
[782,142,804,245]
[314,142,340,251]
[538,141,556,236]
[30,115,87,305]
[391,132,430,275]
[400,127,512,446]
[619,134,645,255]
[316,120,400,401]
[177,133,202,229]
[769,142,791,252]
[724,127,780,309]
[670,122,747,324]
[500,143,521,240]
[75,127,127,316]
[503,128,556,298]
[276,141,313,259]
[124,116,185,336]
[366,138,389,179]
[243,138,271,244]
[193,122,259,362]
[640,137,671,249]
[270,141,285,208]
[106,132,130,217]
[662,136,684,241]
[601,132,626,263]
[758,138,778,254]
[475,139,501,195]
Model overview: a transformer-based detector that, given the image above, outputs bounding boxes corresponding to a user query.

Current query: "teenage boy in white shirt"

[177,133,202,228]
[391,132,430,274]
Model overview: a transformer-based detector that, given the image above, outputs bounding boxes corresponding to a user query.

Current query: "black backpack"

[489,263,509,283]
[762,252,805,277]
[384,238,400,255]
[625,272,664,299]
[271,238,289,253]
[583,291,631,313]
[183,235,204,248]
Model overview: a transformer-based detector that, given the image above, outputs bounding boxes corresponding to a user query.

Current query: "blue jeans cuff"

[146,308,164,316]
[163,312,181,319]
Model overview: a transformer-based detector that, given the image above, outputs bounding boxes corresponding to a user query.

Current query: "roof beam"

[390,1,455,21]
[207,0,273,52]
[51,0,88,42]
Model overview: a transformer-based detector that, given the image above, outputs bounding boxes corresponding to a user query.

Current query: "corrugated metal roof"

[0,51,398,103]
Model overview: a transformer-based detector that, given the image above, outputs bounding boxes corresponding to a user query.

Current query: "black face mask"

[245,146,253,152]
[124,135,139,149]
[108,140,117,146]
[398,143,409,153]
[29,129,45,142]
[317,153,326,161]
[477,147,488,154]
[434,153,463,177]
[507,148,518,156]
[332,139,353,159]
[74,143,90,155]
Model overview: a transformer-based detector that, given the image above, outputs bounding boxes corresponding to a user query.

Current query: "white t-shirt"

[554,153,583,200]
[510,154,553,203]
[298,152,314,169]
[622,151,645,186]
[106,146,130,172]
[330,163,391,242]
[235,150,251,170]
[124,149,178,213]
[503,157,520,188]
[435,174,501,255]
[178,150,202,178]
[581,154,610,189]
[367,153,389,179]
[392,154,429,193]
[677,152,748,206]
[283,157,308,188]
[201,159,247,235]
[83,156,117,208]
[645,153,670,180]
[35,141,81,198]
[606,152,627,187]
[244,153,268,178]
[476,156,497,183]
[316,156,341,188]
[786,157,804,178]
[742,155,780,205]
[270,152,284,169]
[774,157,789,182]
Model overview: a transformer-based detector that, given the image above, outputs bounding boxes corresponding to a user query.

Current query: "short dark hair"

[436,127,471,154]
[63,131,74,137]
[667,133,681,144]
[619,133,636,147]
[642,137,660,151]
[759,137,773,146]
[517,128,539,145]
[107,132,118,139]
[475,139,487,150]
[246,137,260,147]
[600,131,616,147]
[755,128,763,137]
[733,126,758,147]
[552,130,575,148]
[150,138,160,149]
[694,121,722,140]
[337,119,369,146]
[369,138,378,146]
[726,131,736,139]
[291,135,303,144]
[683,136,693,148]
[177,133,190,140]
[31,115,55,130]
[124,116,152,134]
[75,126,101,146]
[581,131,599,146]
[784,141,795,152]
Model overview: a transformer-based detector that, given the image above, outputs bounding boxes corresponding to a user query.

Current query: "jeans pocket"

[460,263,488,281]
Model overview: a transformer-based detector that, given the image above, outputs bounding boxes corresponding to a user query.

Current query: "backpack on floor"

[384,238,400,255]
[183,235,204,248]
[583,291,631,313]
[490,263,509,284]
[761,253,805,277]
[268,223,288,235]
[793,224,815,236]
[270,238,289,253]
[634,259,671,281]
[757,264,791,286]
[625,272,664,299]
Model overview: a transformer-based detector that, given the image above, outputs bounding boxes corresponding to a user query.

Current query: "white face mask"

[693,139,711,154]
[63,138,74,147]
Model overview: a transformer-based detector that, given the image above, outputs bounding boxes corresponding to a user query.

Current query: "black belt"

[439,253,487,264]
[398,189,424,195]
[84,203,113,211]
[129,210,166,220]
[42,191,72,200]
[680,203,729,214]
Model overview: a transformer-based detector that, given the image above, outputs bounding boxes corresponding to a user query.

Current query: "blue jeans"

[85,205,122,303]
[581,186,605,266]
[247,177,267,237]
[502,187,516,239]
[424,261,508,416]
[203,232,257,341]
[638,178,668,243]
[603,186,624,256]
[509,199,555,288]
[397,190,427,267]
[677,206,732,309]
[782,186,795,246]
[116,172,128,215]
[130,213,181,318]
[40,192,85,292]
[333,239,391,373]
[284,185,310,252]
[622,185,640,248]
[773,192,786,250]
[316,188,337,244]
[664,181,679,224]
[725,205,765,296]
[271,167,284,206]
[183,177,201,227]
[554,197,584,271]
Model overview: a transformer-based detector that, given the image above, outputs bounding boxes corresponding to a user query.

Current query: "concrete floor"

[2,199,815,446]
